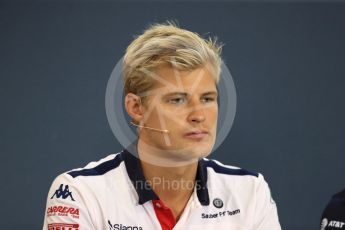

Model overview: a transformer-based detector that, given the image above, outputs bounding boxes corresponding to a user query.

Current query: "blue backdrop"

[1,1,344,229]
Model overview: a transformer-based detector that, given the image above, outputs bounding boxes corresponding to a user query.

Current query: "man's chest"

[94,199,253,230]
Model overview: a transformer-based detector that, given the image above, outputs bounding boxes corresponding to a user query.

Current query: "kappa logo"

[51,184,75,201]
[48,223,79,230]
[47,206,79,219]
[108,220,143,230]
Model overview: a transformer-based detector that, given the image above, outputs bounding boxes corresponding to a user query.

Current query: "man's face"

[138,64,218,162]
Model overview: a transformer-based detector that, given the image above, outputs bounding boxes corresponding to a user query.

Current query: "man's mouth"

[184,130,208,139]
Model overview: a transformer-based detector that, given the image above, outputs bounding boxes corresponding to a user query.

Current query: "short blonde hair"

[123,20,224,103]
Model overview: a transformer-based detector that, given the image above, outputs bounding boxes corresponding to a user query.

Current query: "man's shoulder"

[202,157,259,178]
[67,152,124,178]
[203,158,276,205]
[53,152,125,184]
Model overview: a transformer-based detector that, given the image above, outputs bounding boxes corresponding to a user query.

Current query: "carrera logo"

[47,206,79,219]
[48,223,79,230]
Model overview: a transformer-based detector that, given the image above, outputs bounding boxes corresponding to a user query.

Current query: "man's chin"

[138,140,214,166]
[174,145,212,161]
[153,147,208,165]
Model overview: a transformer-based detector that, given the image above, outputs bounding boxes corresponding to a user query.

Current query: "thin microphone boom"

[130,121,170,134]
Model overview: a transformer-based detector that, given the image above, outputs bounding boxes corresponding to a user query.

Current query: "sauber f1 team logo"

[48,223,79,230]
[47,206,79,219]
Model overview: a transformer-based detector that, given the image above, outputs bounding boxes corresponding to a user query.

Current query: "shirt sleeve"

[42,173,95,230]
[254,173,282,230]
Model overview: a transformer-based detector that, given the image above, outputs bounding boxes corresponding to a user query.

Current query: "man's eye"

[168,97,186,104]
[202,97,216,103]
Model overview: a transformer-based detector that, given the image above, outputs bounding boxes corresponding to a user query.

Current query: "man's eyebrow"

[163,92,188,97]
[163,91,218,97]
[202,91,218,96]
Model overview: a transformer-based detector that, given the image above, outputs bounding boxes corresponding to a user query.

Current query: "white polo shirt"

[43,141,281,230]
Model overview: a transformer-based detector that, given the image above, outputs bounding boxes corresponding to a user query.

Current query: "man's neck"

[140,158,198,198]
[137,138,198,220]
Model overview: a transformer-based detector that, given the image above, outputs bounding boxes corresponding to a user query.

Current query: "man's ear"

[125,93,144,123]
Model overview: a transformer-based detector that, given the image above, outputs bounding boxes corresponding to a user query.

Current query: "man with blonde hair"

[43,21,281,230]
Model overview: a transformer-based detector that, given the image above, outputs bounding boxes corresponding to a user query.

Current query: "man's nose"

[186,101,206,123]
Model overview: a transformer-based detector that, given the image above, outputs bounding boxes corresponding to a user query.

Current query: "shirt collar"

[122,140,210,206]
